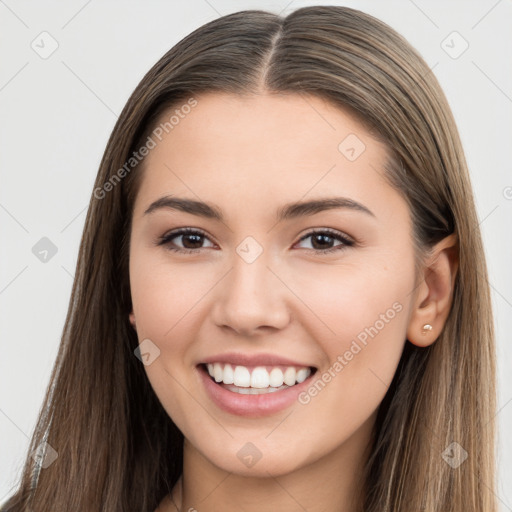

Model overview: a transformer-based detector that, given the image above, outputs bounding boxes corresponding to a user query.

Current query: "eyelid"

[157,227,216,251]
[297,227,354,244]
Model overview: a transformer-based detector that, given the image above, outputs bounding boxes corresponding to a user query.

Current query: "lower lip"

[197,364,317,417]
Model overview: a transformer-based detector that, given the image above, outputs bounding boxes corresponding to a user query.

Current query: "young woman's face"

[129,92,417,477]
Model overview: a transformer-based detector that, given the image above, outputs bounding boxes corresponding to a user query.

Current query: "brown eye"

[157,228,215,254]
[295,229,354,254]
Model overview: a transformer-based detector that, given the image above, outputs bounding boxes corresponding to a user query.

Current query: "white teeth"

[223,364,234,384]
[213,363,223,383]
[205,363,312,388]
[233,366,251,387]
[250,367,270,388]
[223,383,291,394]
[296,368,309,383]
[269,368,284,387]
[283,367,296,386]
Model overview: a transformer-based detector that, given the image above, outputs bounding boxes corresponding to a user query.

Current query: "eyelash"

[156,227,355,255]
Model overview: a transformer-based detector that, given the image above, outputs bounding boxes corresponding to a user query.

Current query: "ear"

[406,233,459,347]
[129,310,136,330]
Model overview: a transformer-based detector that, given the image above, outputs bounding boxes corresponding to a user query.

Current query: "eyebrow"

[144,195,375,221]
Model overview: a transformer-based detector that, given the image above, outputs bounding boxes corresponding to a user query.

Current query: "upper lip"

[199,352,316,369]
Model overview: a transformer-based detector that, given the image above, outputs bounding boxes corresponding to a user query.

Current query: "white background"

[1,0,511,508]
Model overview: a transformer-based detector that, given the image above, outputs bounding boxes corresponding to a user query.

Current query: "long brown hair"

[2,6,496,511]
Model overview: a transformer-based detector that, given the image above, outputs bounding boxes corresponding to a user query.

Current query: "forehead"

[133,92,403,223]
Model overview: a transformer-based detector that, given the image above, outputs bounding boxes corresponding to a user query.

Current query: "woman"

[2,5,497,511]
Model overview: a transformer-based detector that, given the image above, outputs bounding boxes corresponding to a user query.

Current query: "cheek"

[290,255,412,349]
[288,258,412,439]
[288,261,414,408]
[130,254,216,339]
[129,254,220,406]
[129,254,212,427]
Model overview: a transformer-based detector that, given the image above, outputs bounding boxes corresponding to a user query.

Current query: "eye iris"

[181,233,203,249]
[311,233,334,250]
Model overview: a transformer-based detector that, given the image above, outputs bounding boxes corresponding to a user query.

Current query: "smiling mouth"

[198,362,318,395]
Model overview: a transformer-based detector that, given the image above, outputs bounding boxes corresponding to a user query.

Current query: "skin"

[128,92,458,512]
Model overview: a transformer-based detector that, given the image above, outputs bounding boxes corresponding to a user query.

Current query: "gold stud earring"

[421,324,433,335]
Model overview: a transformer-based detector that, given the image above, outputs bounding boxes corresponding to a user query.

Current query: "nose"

[211,251,291,337]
